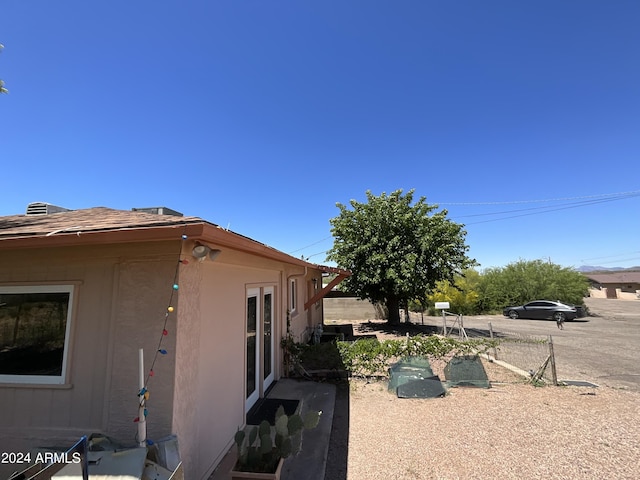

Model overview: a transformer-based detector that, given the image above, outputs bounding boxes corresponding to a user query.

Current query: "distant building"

[585,272,640,300]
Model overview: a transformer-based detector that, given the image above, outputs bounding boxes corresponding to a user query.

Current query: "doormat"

[560,380,599,388]
[246,398,300,426]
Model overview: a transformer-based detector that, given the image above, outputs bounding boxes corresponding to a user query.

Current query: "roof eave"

[0,220,351,276]
[196,223,351,275]
[0,223,206,250]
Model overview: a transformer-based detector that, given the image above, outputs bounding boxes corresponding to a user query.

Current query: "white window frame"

[289,279,297,313]
[0,284,75,385]
[245,287,261,411]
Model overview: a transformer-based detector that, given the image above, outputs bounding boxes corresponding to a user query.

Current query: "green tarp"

[388,356,445,398]
[444,355,490,388]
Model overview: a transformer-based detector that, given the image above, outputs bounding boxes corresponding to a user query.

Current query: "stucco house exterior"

[585,272,640,300]
[0,204,348,479]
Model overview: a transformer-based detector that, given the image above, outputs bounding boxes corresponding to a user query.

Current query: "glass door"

[246,288,260,412]
[263,287,275,391]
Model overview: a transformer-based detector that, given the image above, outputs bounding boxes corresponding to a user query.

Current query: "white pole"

[442,309,446,336]
[138,348,147,447]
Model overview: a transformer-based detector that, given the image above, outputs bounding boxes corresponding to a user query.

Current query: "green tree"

[427,269,481,315]
[327,189,475,324]
[476,259,589,312]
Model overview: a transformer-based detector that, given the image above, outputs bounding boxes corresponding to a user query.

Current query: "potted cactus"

[230,405,322,480]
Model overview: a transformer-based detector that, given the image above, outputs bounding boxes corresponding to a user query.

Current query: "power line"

[305,250,328,260]
[463,193,640,225]
[579,251,640,262]
[437,189,640,206]
[287,189,640,253]
[456,191,639,225]
[583,257,640,266]
[289,235,332,254]
[454,192,639,219]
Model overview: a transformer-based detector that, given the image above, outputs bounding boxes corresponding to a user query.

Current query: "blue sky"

[2,1,639,269]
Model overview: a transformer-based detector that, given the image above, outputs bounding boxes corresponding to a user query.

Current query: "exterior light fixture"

[192,244,222,262]
[192,244,210,261]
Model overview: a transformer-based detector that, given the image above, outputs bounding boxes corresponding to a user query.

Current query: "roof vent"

[131,207,183,217]
[25,202,71,215]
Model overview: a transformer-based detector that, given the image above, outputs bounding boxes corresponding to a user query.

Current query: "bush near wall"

[300,335,496,378]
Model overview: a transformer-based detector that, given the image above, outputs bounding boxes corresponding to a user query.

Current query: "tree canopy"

[476,259,589,312]
[327,189,475,324]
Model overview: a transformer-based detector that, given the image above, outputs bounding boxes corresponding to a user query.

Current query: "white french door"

[245,286,276,413]
[262,286,275,391]
[246,288,260,411]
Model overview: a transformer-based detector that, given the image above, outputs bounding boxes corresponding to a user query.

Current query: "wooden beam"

[304,273,348,311]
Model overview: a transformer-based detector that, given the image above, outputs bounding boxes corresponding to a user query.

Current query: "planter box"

[229,457,284,480]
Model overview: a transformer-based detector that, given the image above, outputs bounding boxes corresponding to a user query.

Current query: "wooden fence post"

[488,322,497,360]
[548,335,558,386]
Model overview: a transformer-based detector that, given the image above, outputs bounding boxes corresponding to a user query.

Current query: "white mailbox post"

[435,302,450,335]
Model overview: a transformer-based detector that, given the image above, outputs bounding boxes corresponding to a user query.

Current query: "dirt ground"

[322,300,640,480]
[326,297,640,391]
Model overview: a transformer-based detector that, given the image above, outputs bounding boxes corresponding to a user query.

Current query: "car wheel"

[508,310,519,319]
[553,312,566,322]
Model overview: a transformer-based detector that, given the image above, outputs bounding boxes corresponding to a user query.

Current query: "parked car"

[503,300,578,321]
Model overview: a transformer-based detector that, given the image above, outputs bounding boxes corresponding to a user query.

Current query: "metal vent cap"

[26,202,71,215]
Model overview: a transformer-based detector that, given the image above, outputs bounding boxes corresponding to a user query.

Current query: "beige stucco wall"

[323,296,382,320]
[589,287,640,300]
[588,288,607,299]
[617,290,640,300]
[0,239,324,480]
[0,242,179,478]
[171,245,324,480]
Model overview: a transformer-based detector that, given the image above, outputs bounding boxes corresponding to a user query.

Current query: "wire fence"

[465,322,557,384]
[437,315,557,385]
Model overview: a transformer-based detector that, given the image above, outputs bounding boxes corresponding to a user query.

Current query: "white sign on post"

[435,302,450,310]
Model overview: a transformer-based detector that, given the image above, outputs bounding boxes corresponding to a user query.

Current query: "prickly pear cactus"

[234,406,322,473]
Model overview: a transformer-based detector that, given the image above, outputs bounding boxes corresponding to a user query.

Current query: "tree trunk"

[386,296,401,325]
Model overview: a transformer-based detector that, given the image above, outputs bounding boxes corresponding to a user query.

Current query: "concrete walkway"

[209,379,336,480]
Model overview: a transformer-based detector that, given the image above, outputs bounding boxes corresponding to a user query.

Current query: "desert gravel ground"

[323,319,640,480]
[346,379,639,480]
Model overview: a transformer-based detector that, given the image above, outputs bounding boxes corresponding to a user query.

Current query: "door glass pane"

[246,296,257,399]
[263,293,272,380]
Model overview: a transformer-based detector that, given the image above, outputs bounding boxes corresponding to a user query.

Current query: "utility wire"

[288,190,640,253]
[582,257,640,266]
[437,189,640,206]
[579,251,640,262]
[456,192,639,219]
[463,193,639,225]
[289,235,332,254]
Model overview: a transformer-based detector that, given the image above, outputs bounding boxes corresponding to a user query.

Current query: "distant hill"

[578,265,640,273]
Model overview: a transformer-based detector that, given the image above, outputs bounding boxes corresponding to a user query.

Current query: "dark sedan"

[503,300,578,322]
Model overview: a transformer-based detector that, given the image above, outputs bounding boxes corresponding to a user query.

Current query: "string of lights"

[134,232,189,444]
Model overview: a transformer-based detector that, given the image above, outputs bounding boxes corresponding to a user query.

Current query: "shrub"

[335,335,495,377]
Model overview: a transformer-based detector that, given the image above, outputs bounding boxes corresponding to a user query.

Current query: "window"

[289,279,297,312]
[0,285,74,384]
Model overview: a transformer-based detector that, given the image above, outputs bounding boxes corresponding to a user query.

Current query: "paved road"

[415,297,640,391]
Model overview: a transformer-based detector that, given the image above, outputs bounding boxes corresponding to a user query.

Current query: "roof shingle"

[0,207,205,239]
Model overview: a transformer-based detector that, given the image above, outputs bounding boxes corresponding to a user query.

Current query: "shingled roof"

[0,206,350,278]
[0,207,203,239]
[585,272,640,284]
